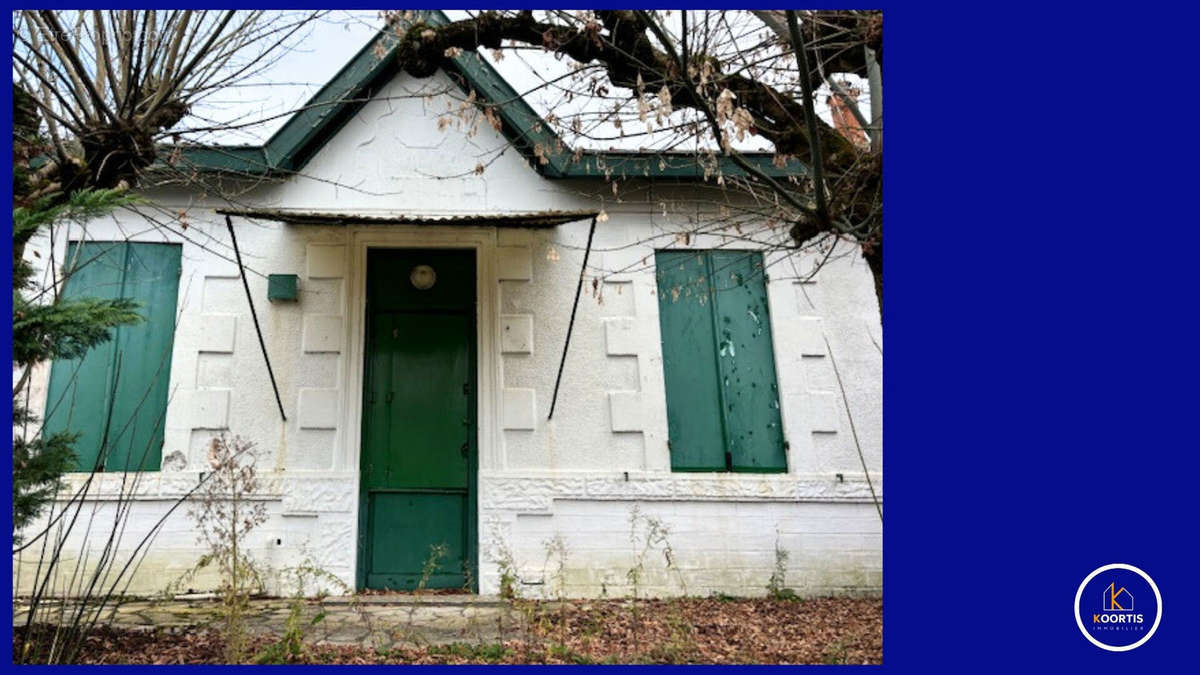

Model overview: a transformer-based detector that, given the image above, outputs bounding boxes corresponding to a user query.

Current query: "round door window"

[410,264,436,290]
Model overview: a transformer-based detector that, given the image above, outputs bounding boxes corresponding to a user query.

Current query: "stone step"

[321,594,506,607]
[15,594,508,609]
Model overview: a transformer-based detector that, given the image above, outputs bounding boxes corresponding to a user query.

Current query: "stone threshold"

[15,594,508,609]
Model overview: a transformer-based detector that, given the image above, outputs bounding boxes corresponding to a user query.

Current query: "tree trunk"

[864,238,882,315]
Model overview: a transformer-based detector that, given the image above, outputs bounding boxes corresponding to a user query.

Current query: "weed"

[428,642,512,662]
[546,643,594,664]
[822,640,849,664]
[625,505,690,657]
[541,534,570,646]
[254,598,322,664]
[389,544,450,649]
[186,435,268,663]
[460,559,475,594]
[253,557,343,663]
[287,555,354,599]
[417,543,448,594]
[627,506,685,597]
[541,534,569,602]
[487,530,521,601]
[488,538,516,642]
[647,640,692,663]
[766,531,799,600]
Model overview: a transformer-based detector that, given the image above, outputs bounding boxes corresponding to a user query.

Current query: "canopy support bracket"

[225,215,287,422]
[547,214,599,420]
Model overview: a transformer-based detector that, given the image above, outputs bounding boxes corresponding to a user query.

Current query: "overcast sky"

[189,10,870,154]
[185,10,381,144]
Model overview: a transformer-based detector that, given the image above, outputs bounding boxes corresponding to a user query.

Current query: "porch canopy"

[216,205,601,422]
[215,207,598,229]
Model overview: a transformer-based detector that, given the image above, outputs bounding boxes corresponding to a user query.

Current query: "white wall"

[17,68,881,598]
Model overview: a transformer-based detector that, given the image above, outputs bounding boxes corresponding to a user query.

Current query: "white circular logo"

[1074,563,1162,652]
[410,264,436,290]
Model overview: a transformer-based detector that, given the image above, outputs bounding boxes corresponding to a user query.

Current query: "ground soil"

[14,596,882,664]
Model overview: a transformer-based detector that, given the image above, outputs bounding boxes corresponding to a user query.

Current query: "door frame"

[341,227,500,591]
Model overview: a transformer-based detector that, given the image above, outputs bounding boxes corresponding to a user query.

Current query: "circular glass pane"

[410,264,436,290]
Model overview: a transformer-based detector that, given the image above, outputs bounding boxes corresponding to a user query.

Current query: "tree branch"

[787,10,828,226]
[391,10,858,172]
[35,11,118,123]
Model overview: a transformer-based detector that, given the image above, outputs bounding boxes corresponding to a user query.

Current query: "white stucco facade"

[17,68,882,598]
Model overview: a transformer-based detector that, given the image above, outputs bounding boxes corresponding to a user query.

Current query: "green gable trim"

[176,145,269,174]
[263,28,403,173]
[173,10,805,181]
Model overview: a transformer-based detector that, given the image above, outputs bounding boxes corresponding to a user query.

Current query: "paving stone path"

[14,595,524,650]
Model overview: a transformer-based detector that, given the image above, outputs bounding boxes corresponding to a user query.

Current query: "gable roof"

[174,11,804,182]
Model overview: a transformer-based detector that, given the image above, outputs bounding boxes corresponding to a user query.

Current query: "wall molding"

[55,470,883,512]
[480,471,883,513]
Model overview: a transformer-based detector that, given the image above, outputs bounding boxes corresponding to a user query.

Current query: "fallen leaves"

[15,596,882,665]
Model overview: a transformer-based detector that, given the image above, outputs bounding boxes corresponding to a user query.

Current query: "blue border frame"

[7,3,1198,672]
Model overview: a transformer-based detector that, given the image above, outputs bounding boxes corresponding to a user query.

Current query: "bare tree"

[12,10,325,209]
[382,10,882,308]
[11,11,326,662]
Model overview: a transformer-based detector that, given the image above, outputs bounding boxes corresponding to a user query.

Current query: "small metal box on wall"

[267,274,299,302]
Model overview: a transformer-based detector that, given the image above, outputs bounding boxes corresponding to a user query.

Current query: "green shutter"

[708,251,787,472]
[655,250,727,471]
[655,250,787,473]
[44,242,181,472]
[43,242,127,472]
[105,243,181,471]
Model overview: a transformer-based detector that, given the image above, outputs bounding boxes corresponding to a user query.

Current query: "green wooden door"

[358,249,477,590]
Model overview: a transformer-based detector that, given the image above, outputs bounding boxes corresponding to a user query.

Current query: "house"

[1104,583,1133,612]
[18,12,882,598]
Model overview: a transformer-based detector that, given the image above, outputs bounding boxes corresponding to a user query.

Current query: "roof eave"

[162,10,807,182]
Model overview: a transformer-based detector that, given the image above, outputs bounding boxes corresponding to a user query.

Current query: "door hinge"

[463,382,471,396]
